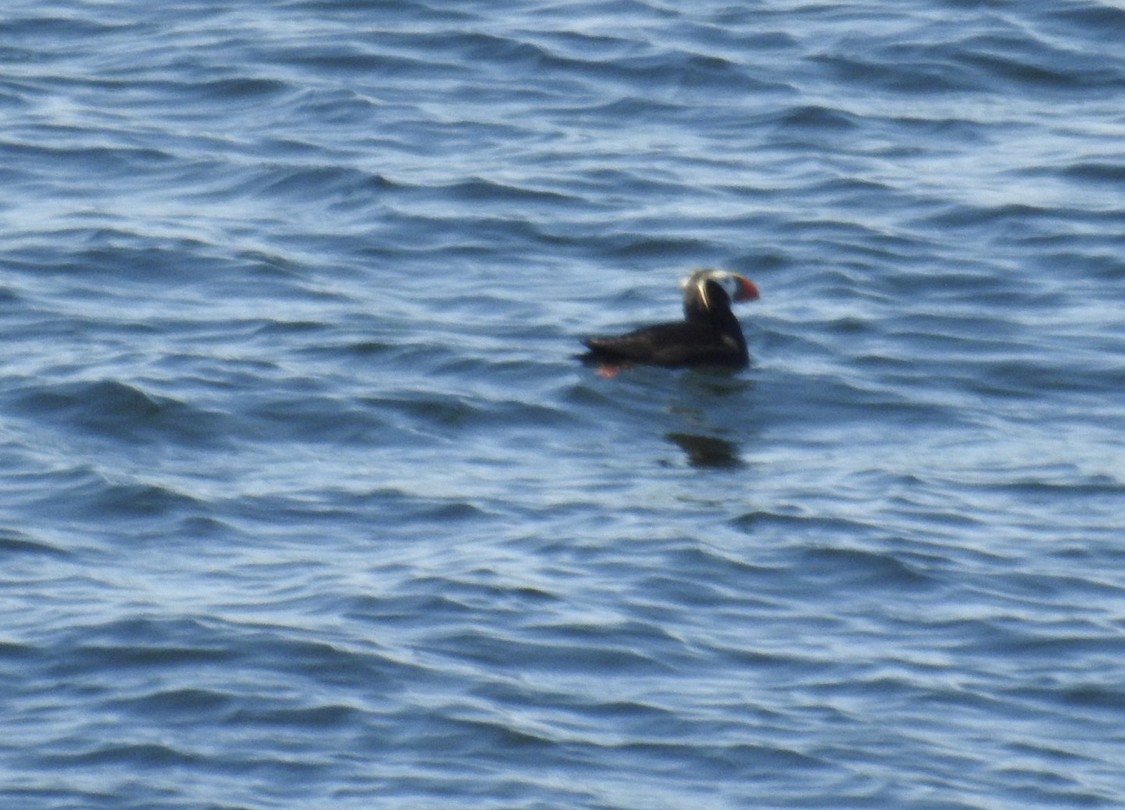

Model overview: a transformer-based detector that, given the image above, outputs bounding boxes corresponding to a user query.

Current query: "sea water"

[2,1,1124,807]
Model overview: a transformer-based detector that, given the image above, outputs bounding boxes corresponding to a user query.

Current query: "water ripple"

[3,1,1124,808]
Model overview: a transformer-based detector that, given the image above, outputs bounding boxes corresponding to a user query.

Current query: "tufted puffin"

[579,268,759,373]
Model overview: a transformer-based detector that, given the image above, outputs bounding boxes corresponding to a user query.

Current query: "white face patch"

[682,269,736,310]
[715,273,740,300]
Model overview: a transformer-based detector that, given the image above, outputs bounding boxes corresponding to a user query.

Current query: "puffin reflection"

[666,432,743,469]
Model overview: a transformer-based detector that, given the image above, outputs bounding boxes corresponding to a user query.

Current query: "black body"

[580,278,749,369]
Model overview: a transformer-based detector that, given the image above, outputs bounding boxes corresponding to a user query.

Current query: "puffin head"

[681,268,760,313]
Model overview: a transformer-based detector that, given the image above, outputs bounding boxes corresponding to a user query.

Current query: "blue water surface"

[2,1,1124,808]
